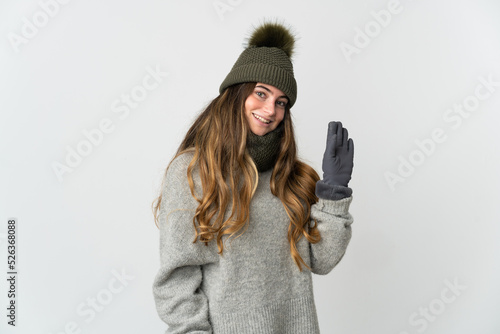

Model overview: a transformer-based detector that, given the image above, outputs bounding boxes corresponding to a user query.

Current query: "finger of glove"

[342,128,349,146]
[325,133,337,158]
[336,122,344,146]
[334,128,349,156]
[328,121,339,139]
[347,138,354,161]
[347,138,354,153]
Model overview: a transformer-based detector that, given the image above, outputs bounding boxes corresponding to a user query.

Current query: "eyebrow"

[256,85,289,101]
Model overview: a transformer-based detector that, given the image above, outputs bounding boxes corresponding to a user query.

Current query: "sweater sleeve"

[308,196,353,275]
[152,154,219,333]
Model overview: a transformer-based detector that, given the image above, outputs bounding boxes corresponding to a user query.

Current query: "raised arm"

[309,121,354,275]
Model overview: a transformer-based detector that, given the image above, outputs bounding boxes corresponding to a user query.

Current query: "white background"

[1,0,500,333]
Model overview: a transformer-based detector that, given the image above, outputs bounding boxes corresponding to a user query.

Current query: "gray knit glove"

[315,121,354,200]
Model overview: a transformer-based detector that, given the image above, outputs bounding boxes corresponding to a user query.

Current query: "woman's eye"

[277,101,287,107]
[256,91,265,98]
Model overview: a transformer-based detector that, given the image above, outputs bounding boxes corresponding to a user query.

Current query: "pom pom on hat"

[219,20,298,107]
[246,22,296,59]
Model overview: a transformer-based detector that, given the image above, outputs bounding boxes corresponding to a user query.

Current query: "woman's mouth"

[253,113,271,124]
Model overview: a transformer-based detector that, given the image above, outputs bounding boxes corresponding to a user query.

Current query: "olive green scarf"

[246,122,284,173]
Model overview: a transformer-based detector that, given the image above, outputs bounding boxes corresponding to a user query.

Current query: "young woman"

[152,21,354,334]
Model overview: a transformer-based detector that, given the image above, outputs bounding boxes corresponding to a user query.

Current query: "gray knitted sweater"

[152,152,353,334]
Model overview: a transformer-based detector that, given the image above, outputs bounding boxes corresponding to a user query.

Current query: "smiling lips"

[253,113,271,124]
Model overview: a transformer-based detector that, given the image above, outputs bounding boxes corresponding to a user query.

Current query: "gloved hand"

[320,121,354,187]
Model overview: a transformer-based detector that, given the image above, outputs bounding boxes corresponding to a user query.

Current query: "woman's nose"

[262,100,276,115]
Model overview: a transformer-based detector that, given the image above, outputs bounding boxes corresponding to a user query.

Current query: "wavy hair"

[152,82,321,271]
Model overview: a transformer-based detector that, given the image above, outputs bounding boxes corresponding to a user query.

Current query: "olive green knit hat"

[219,21,297,107]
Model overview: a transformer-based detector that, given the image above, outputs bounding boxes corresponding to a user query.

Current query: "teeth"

[253,113,270,124]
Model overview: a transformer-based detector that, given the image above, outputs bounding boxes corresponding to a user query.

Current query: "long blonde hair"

[152,82,321,271]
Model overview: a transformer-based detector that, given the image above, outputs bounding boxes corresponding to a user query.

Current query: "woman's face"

[244,83,288,136]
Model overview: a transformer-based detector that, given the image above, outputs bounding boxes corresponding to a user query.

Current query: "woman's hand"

[320,121,354,187]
